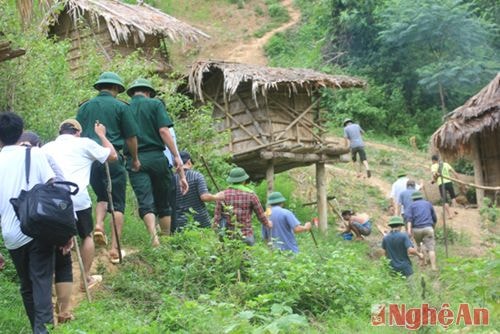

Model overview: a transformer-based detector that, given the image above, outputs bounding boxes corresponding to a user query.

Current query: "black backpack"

[10,147,79,246]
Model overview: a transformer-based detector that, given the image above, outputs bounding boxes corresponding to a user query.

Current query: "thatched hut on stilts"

[186,60,365,231]
[432,72,500,205]
[44,0,209,73]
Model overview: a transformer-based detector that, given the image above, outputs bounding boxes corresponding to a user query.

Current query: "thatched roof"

[432,73,500,156]
[188,60,365,102]
[46,0,209,44]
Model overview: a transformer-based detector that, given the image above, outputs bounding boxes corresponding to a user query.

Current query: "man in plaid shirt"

[214,167,272,245]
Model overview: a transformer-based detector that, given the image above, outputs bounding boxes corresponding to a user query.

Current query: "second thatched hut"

[432,72,500,204]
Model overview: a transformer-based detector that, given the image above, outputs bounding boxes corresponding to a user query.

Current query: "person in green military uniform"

[76,72,140,263]
[126,78,188,246]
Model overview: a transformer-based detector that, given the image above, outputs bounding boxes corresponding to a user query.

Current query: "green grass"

[2,155,499,333]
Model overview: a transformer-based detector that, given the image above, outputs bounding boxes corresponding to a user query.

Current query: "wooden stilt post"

[316,161,328,233]
[266,159,274,197]
[471,135,485,205]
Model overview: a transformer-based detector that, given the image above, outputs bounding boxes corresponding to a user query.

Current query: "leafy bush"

[479,198,499,226]
[440,247,499,307]
[266,0,290,23]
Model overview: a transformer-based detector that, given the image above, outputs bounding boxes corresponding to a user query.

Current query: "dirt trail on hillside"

[226,0,301,65]
[293,163,487,258]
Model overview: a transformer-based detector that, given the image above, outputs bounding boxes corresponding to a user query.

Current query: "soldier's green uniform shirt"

[128,95,173,152]
[126,95,175,219]
[77,91,138,150]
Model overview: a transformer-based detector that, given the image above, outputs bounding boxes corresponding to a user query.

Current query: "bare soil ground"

[290,141,489,260]
[226,0,301,65]
[169,0,300,69]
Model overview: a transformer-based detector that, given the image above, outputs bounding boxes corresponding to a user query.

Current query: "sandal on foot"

[57,312,75,324]
[93,229,108,246]
[110,250,126,264]
[81,275,102,292]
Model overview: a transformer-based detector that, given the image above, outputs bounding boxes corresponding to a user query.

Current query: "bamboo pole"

[232,139,288,158]
[203,93,264,146]
[268,97,327,132]
[438,173,499,191]
[274,98,320,141]
[236,93,268,143]
[316,161,328,233]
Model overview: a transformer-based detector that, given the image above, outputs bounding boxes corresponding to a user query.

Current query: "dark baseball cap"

[180,151,192,164]
[18,131,41,147]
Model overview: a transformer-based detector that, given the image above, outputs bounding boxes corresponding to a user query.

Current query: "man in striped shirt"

[174,151,224,230]
[214,167,272,245]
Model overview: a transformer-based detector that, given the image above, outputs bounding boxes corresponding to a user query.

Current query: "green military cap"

[411,191,424,200]
[226,167,250,183]
[343,118,353,126]
[388,216,404,227]
[127,78,157,97]
[94,72,125,93]
[267,192,286,205]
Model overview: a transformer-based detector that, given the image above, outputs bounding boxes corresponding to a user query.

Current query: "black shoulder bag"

[10,147,79,246]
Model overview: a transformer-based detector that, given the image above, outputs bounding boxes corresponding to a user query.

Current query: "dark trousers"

[128,151,172,218]
[9,239,55,334]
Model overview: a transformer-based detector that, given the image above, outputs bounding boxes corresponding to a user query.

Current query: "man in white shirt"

[391,171,422,215]
[42,119,117,290]
[391,171,409,215]
[0,112,56,333]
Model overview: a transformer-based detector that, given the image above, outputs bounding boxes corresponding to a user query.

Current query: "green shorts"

[127,151,173,218]
[90,156,127,213]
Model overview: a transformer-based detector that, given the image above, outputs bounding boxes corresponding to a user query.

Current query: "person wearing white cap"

[42,119,117,310]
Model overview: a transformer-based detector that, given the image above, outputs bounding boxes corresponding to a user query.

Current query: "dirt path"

[292,162,487,258]
[226,0,301,65]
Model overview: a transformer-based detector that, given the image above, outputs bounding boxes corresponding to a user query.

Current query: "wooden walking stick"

[200,155,228,237]
[200,155,221,192]
[95,120,122,263]
[105,161,122,264]
[309,225,319,248]
[73,236,91,302]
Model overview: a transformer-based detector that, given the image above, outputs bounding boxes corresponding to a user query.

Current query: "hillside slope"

[163,0,489,257]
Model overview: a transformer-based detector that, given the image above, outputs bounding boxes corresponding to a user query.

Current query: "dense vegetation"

[0,0,499,333]
[265,0,500,147]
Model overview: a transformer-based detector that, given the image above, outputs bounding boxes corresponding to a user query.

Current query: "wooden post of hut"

[316,161,328,233]
[266,159,274,197]
[471,135,485,205]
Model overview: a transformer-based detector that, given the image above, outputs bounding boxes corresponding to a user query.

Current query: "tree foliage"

[267,0,500,145]
[377,0,497,112]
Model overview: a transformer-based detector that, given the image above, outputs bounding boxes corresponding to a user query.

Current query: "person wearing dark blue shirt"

[406,192,438,271]
[382,216,423,277]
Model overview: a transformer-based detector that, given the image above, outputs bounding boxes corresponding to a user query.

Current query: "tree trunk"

[438,83,447,114]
